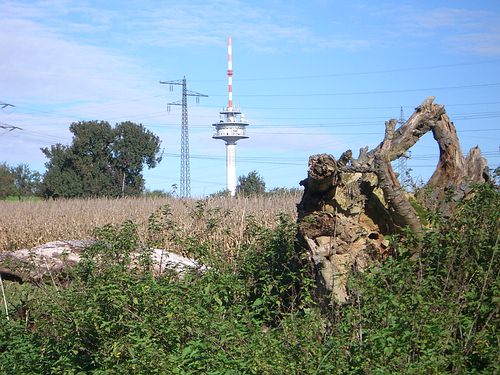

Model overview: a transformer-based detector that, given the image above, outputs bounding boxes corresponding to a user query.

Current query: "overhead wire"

[9,96,500,124]
[190,59,500,82]
[250,128,499,136]
[204,82,500,98]
[171,100,500,111]
[145,109,500,130]
[161,150,499,164]
[3,59,499,165]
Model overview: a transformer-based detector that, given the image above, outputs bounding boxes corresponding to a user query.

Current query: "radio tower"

[160,77,207,198]
[212,36,249,196]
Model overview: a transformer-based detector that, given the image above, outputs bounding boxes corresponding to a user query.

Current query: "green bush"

[0,184,498,373]
[340,183,499,374]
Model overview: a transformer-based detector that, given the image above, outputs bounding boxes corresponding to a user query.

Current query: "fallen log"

[0,239,205,285]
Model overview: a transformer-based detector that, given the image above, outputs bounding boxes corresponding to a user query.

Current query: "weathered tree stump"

[297,97,490,305]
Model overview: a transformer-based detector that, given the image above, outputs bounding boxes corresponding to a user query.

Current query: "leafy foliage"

[0,184,498,373]
[208,188,231,198]
[338,183,499,373]
[236,170,265,197]
[1,212,316,373]
[0,162,41,200]
[0,162,15,198]
[238,213,313,324]
[41,120,162,198]
[12,164,42,199]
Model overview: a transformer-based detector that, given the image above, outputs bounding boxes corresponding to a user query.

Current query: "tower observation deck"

[213,108,249,143]
[212,36,249,196]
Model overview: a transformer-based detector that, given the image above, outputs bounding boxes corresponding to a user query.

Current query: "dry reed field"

[0,193,301,253]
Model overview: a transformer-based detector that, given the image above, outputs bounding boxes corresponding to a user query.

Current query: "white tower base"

[226,142,237,196]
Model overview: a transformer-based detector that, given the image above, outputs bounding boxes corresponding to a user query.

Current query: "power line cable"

[162,150,499,163]
[0,122,22,132]
[191,59,500,82]
[182,100,500,111]
[251,128,499,136]
[11,99,500,122]
[183,110,500,122]
[205,82,500,97]
[0,102,15,109]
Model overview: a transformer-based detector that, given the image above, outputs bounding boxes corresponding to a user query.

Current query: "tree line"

[0,163,42,200]
[1,120,162,199]
[209,170,302,198]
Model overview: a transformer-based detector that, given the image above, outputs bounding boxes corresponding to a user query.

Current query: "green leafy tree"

[42,144,85,198]
[236,170,265,197]
[112,121,162,196]
[69,120,116,196]
[12,164,42,199]
[0,163,42,199]
[0,162,15,198]
[41,121,162,198]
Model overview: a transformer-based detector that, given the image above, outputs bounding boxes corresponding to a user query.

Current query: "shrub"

[0,184,497,373]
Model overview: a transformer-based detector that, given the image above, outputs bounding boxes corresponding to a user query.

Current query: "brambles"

[340,183,499,373]
[0,185,498,373]
[0,203,317,373]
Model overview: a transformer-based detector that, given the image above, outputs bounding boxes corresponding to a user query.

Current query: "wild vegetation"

[0,183,498,373]
[0,193,300,252]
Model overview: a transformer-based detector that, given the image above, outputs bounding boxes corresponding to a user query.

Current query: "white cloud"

[0,17,147,103]
[4,0,368,52]
[448,30,500,55]
[325,3,500,55]
[393,6,500,55]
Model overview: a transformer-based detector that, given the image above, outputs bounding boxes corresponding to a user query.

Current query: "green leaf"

[252,298,264,307]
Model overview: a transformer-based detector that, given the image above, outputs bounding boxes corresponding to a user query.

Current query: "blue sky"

[1,0,499,196]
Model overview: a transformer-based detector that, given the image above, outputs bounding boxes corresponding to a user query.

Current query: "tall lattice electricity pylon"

[395,106,411,188]
[160,77,207,198]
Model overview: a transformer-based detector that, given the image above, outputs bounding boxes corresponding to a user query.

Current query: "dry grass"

[0,193,301,253]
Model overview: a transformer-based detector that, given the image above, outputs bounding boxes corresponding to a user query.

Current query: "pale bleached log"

[0,239,205,284]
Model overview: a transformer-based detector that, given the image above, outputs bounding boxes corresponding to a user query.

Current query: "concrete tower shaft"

[226,142,236,194]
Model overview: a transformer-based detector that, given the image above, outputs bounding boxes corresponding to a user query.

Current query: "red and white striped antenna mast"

[212,35,250,196]
[227,35,233,111]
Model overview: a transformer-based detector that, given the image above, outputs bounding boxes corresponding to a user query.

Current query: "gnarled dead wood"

[297,97,490,305]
